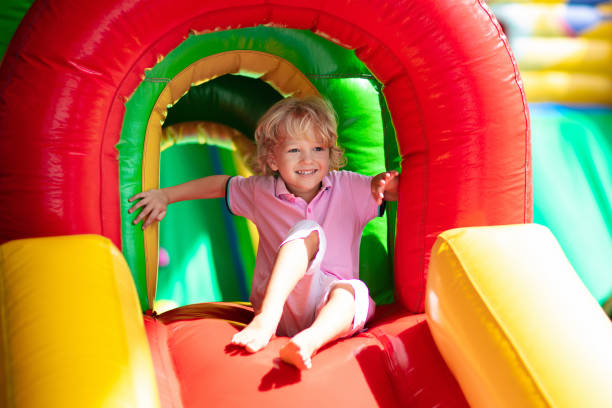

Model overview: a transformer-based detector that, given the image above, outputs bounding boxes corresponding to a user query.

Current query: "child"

[129,96,399,370]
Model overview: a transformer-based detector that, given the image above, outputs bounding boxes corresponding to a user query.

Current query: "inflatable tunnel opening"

[156,74,279,309]
[121,27,401,312]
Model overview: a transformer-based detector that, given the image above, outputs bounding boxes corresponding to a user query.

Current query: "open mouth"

[296,170,317,175]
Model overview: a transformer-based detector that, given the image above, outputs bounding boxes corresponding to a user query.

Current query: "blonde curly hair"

[253,96,346,175]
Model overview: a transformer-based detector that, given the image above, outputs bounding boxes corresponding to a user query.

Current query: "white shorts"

[274,220,376,337]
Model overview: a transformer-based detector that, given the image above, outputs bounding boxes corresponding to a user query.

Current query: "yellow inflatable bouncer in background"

[491,1,612,104]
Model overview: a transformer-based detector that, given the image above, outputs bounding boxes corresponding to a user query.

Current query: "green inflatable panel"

[0,0,35,60]
[532,103,612,305]
[158,144,255,307]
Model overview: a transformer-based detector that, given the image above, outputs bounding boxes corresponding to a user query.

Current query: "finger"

[148,209,161,224]
[133,205,153,224]
[128,198,149,213]
[143,208,166,229]
[150,208,166,223]
[142,219,153,230]
[142,214,157,229]
[133,209,145,224]
[128,203,140,214]
[374,191,382,205]
[128,192,146,202]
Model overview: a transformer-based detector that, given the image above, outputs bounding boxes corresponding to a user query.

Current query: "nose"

[300,149,313,162]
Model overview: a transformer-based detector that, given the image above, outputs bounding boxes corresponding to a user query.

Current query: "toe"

[245,339,263,353]
[232,331,248,346]
[280,341,311,370]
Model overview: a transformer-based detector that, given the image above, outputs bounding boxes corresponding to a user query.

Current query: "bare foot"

[279,331,319,370]
[231,314,277,353]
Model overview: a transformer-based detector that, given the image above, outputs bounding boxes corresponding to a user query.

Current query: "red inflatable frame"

[0,1,530,405]
[0,0,530,312]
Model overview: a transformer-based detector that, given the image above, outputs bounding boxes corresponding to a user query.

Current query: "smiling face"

[254,97,345,178]
[267,131,331,203]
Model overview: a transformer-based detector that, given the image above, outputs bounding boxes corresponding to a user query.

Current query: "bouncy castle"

[1,1,612,407]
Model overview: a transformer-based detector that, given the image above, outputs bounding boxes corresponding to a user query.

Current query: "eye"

[287,148,299,153]
[314,146,326,152]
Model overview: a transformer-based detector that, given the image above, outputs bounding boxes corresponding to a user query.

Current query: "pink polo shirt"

[226,170,381,310]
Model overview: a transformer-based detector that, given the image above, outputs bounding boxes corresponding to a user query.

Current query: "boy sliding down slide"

[129,96,399,370]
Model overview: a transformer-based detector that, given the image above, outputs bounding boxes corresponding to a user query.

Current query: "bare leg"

[231,231,319,353]
[280,283,356,370]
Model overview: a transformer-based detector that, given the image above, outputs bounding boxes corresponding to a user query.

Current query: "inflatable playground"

[1,0,611,407]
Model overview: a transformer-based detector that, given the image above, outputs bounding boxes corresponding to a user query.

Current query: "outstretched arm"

[371,170,399,206]
[128,175,230,229]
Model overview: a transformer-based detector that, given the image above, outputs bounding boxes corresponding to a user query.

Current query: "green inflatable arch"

[118,27,400,310]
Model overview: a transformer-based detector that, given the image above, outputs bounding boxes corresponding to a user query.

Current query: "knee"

[303,230,320,263]
[283,230,319,263]
[329,283,356,305]
[283,220,326,263]
[327,284,357,316]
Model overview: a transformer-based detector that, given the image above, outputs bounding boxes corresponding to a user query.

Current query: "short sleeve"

[226,176,257,220]
[343,171,380,226]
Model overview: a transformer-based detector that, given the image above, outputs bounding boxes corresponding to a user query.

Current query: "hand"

[128,189,169,230]
[371,170,399,206]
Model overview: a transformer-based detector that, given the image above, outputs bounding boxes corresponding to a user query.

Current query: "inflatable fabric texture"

[0,0,531,314]
[145,305,469,407]
[426,224,612,408]
[0,235,159,408]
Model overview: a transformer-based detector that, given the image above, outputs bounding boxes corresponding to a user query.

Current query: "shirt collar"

[274,173,333,201]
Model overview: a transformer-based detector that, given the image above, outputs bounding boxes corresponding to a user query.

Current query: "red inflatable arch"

[0,0,530,311]
[0,0,530,406]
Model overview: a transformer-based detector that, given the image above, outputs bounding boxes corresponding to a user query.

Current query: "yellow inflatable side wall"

[0,235,160,408]
[426,224,612,408]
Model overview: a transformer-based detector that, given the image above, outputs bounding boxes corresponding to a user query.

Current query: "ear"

[267,154,279,172]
